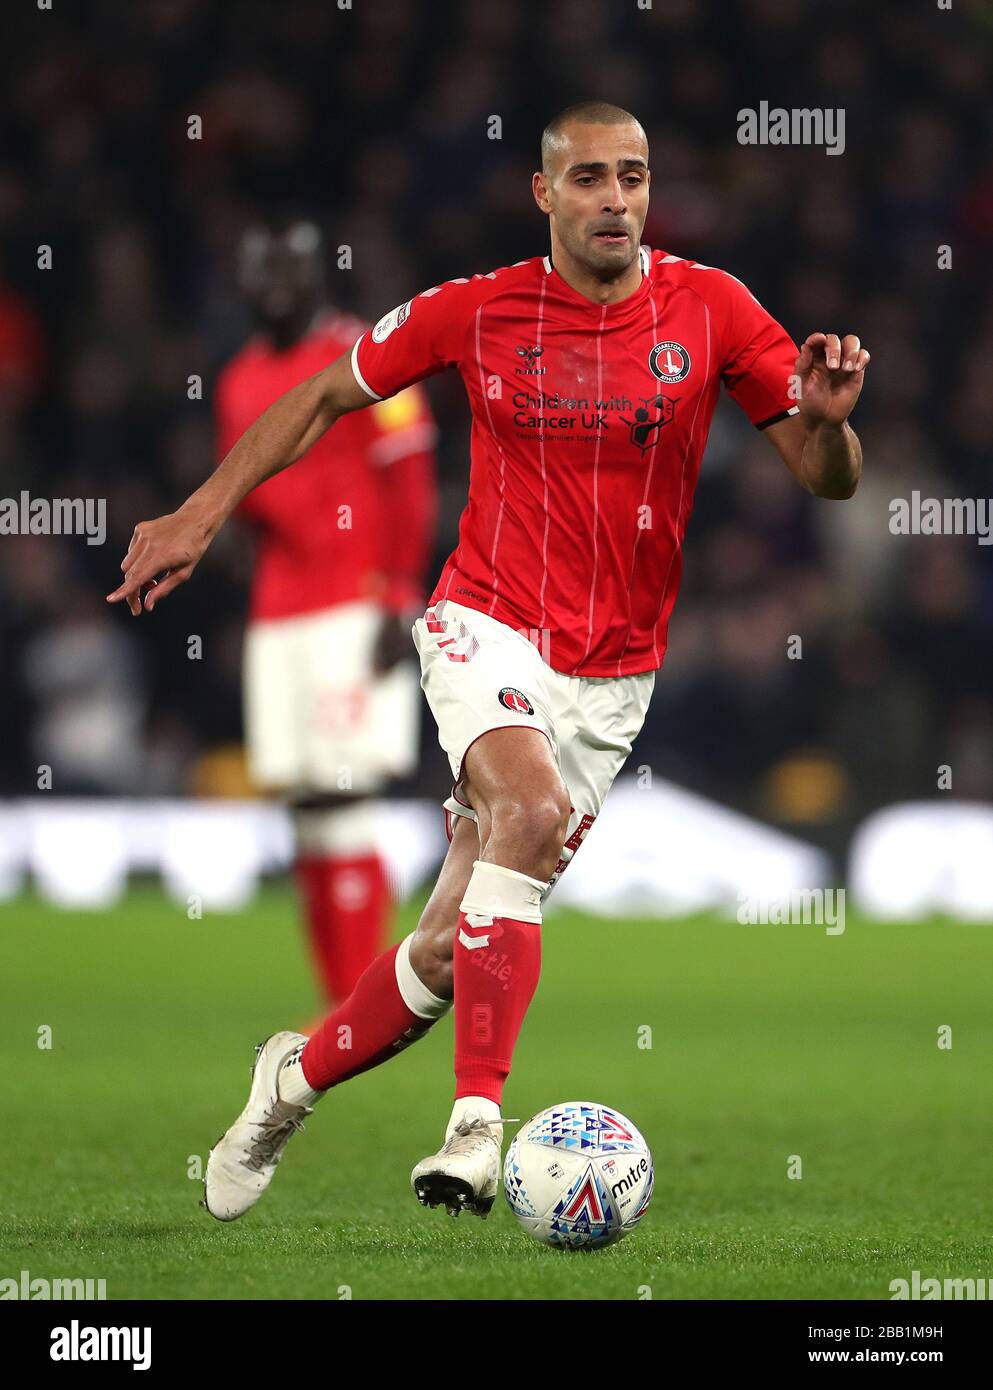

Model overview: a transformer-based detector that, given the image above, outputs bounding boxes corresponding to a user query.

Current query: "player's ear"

[532,171,552,215]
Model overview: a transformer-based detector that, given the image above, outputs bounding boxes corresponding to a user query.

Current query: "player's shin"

[410,862,547,1217]
[294,803,391,1004]
[278,933,450,1103]
[451,860,548,1127]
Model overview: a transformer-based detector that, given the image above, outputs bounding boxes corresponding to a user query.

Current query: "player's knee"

[408,916,455,998]
[532,788,571,867]
[489,785,570,880]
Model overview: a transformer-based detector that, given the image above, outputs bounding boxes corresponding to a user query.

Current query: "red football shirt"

[216,311,437,622]
[352,249,799,676]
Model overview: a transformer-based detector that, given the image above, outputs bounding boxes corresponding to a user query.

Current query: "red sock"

[301,939,446,1091]
[295,852,390,1004]
[453,907,543,1106]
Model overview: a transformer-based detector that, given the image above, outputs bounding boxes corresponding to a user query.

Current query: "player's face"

[536,122,650,280]
[238,226,322,329]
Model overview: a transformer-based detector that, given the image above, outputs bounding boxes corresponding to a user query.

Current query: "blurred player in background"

[214,217,437,1007]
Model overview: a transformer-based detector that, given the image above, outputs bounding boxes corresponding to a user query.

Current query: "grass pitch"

[2,883,992,1300]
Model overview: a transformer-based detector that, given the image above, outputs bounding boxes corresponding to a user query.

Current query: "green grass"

[2,884,992,1299]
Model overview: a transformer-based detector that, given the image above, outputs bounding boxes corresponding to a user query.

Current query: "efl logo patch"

[498,687,534,715]
[649,340,691,383]
[372,299,413,343]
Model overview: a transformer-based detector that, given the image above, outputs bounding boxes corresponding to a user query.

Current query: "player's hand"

[106,509,210,615]
[372,610,414,676]
[794,333,870,428]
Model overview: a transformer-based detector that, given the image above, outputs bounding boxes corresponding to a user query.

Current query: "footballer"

[217,216,437,1008]
[108,102,869,1222]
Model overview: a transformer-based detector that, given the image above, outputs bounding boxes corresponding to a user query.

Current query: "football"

[503,1101,653,1249]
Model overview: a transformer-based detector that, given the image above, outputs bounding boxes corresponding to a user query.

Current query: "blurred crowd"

[1,0,991,845]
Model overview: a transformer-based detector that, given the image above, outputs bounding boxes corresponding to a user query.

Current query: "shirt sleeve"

[716,271,800,429]
[351,279,474,401]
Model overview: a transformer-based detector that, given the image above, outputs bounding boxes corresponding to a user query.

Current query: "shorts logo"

[425,602,480,662]
[649,341,691,383]
[498,687,534,715]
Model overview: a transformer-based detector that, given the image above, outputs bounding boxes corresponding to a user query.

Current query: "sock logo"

[392,1020,433,1053]
[458,914,504,951]
[470,1003,493,1043]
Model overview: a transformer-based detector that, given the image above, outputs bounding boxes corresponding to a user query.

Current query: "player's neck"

[547,243,644,307]
[263,302,324,352]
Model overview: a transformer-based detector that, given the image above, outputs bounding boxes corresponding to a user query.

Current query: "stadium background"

[2,0,991,853]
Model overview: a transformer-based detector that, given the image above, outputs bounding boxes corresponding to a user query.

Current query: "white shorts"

[244,601,420,795]
[412,599,655,888]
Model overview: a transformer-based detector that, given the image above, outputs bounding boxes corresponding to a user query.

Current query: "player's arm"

[107,351,369,615]
[763,332,868,500]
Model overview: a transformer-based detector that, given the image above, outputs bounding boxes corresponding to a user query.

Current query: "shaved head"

[540,101,647,175]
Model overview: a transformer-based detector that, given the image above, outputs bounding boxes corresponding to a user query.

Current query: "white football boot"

[410,1112,505,1218]
[203,1031,313,1221]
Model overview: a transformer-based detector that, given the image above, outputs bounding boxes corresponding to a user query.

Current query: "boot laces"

[242,1104,313,1172]
[442,1115,518,1156]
